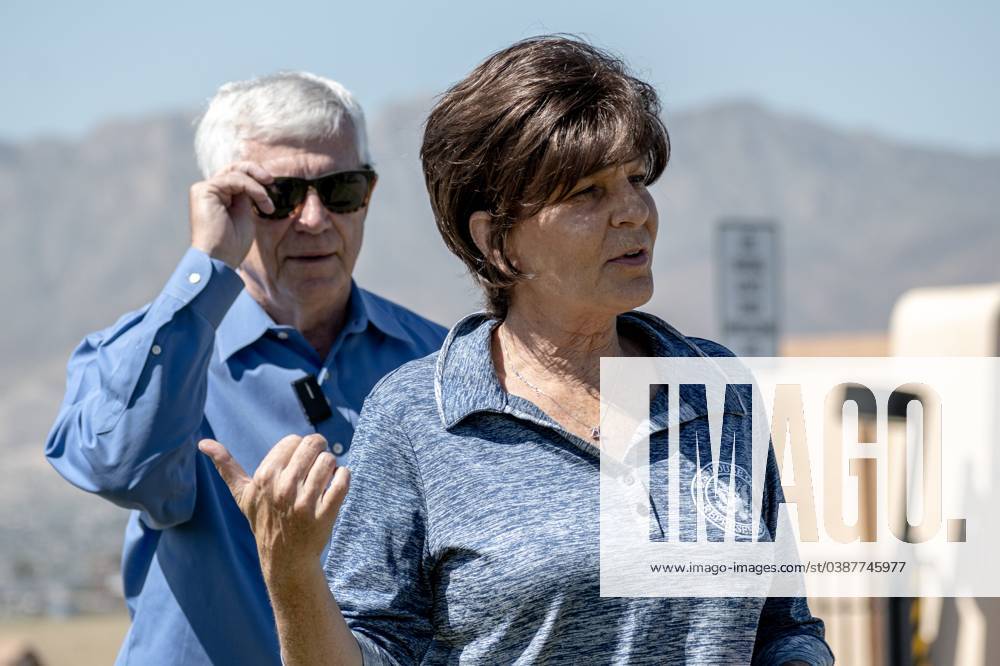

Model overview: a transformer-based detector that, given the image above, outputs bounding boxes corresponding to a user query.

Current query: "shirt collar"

[434,313,508,429]
[433,310,747,432]
[620,311,748,430]
[216,289,275,363]
[216,280,414,362]
[353,284,417,346]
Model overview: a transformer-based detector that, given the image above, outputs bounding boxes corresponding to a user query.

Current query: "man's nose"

[293,188,333,233]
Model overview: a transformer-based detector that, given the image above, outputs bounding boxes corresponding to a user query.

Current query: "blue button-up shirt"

[44,247,447,665]
[327,312,834,665]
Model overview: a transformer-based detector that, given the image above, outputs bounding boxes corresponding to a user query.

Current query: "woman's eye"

[572,185,597,198]
[628,174,647,186]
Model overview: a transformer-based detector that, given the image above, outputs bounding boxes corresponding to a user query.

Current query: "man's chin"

[284,273,350,300]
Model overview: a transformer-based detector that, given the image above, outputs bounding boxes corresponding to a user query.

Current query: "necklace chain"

[502,331,603,441]
[498,326,642,443]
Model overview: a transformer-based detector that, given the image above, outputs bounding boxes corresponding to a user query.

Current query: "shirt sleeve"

[324,404,433,666]
[44,247,244,529]
[751,445,836,666]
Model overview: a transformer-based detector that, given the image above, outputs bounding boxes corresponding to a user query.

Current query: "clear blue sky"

[2,0,997,152]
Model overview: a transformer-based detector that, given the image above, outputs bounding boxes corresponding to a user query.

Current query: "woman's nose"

[609,178,650,228]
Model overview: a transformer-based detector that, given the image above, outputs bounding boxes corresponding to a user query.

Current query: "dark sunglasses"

[252,168,377,219]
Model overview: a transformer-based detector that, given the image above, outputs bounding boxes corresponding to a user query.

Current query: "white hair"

[194,71,371,178]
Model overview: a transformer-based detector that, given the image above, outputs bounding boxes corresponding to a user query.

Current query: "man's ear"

[468,211,493,259]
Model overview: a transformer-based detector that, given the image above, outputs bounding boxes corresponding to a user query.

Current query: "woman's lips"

[608,249,649,266]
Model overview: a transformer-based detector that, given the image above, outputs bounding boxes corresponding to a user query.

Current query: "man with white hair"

[45,72,446,665]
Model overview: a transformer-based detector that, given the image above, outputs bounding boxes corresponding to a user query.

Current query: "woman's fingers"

[319,466,351,524]
[301,451,337,512]
[253,434,307,482]
[277,435,328,502]
[202,433,349,573]
[198,439,252,504]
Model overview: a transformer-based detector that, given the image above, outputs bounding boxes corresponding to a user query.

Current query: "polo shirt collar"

[434,313,508,429]
[624,312,748,430]
[434,311,747,432]
[216,280,413,362]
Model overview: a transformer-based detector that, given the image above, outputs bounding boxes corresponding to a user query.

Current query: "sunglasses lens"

[256,179,307,219]
[316,171,372,213]
[251,171,373,218]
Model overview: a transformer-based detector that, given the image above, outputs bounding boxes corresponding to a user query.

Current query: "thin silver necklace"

[510,365,602,440]
[502,331,603,441]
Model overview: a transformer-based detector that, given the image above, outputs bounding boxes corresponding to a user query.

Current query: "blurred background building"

[784,283,1000,666]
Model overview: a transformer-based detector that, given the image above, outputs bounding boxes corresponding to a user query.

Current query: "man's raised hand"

[189,161,275,269]
[198,434,350,583]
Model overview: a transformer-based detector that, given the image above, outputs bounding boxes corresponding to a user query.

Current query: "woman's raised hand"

[198,434,350,583]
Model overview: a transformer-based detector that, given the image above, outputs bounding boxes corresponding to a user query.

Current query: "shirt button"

[624,475,635,486]
[151,344,162,356]
[332,442,345,455]
[276,331,289,340]
[187,272,201,284]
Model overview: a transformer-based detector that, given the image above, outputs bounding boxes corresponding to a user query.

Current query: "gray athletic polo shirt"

[325,312,834,665]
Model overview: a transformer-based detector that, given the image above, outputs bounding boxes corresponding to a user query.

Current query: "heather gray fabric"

[324,312,834,665]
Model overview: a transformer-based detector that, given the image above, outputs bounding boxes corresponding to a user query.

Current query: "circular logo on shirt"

[690,461,757,538]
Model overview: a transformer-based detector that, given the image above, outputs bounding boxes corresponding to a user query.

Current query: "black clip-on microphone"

[291,374,333,427]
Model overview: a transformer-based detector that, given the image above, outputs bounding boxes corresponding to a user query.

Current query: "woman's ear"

[468,211,493,259]
[470,210,521,271]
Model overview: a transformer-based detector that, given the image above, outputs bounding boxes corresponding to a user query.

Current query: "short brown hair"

[420,35,670,318]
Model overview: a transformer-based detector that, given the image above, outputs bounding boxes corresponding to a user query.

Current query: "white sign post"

[717,220,780,356]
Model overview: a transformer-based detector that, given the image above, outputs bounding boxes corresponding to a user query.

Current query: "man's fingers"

[198,439,251,498]
[319,466,351,523]
[216,161,274,184]
[209,172,274,214]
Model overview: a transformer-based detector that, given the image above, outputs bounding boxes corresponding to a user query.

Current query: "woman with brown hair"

[202,36,834,665]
